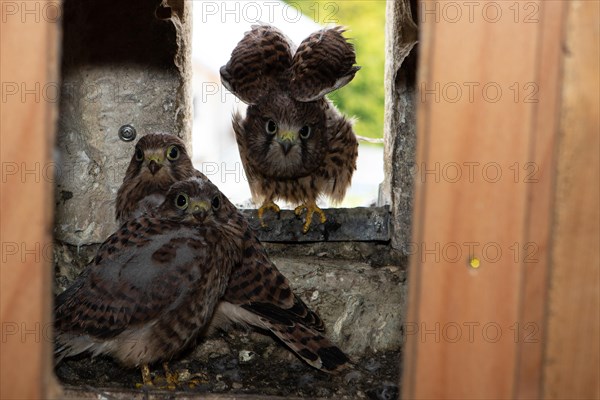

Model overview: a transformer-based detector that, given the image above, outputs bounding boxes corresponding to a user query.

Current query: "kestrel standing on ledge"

[220,25,360,233]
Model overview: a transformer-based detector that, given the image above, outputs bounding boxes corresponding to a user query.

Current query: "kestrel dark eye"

[175,193,188,209]
[135,147,144,161]
[299,125,311,139]
[166,145,180,161]
[211,195,220,210]
[265,119,277,135]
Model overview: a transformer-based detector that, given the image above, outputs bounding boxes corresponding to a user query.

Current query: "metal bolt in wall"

[118,125,137,142]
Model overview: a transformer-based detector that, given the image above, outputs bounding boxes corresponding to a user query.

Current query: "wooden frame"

[543,2,600,398]
[1,1,598,399]
[403,1,599,399]
[0,2,60,398]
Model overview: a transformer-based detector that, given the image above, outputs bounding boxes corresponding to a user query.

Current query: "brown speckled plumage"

[220,25,359,231]
[55,177,246,367]
[67,133,350,372]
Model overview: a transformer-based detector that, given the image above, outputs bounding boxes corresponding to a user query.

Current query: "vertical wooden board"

[544,1,600,399]
[513,2,566,398]
[0,2,60,399]
[403,1,565,398]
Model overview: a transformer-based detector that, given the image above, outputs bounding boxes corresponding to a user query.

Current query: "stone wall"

[381,0,419,254]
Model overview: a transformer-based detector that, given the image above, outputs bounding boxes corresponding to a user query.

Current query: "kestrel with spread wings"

[221,25,360,233]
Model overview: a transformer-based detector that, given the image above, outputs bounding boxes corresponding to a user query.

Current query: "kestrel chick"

[220,25,360,232]
[112,133,350,373]
[116,133,196,224]
[55,176,246,385]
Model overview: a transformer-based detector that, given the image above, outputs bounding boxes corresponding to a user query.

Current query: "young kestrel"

[110,134,349,373]
[115,133,196,224]
[220,25,360,232]
[55,177,247,385]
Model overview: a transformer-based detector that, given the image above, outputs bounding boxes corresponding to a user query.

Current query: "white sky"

[192,1,321,73]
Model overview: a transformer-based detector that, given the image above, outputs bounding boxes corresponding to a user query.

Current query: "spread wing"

[290,26,360,102]
[220,24,295,104]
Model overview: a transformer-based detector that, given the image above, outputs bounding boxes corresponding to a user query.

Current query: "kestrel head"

[159,176,236,226]
[243,94,328,179]
[124,133,194,184]
[116,133,197,222]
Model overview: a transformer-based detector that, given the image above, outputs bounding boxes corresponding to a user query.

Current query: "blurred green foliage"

[284,0,386,140]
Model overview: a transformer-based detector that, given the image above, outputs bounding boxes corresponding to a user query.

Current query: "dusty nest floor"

[56,330,401,400]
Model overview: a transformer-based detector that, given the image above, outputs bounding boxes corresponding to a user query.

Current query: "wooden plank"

[239,207,390,242]
[403,1,567,398]
[0,2,60,399]
[513,2,567,398]
[543,1,600,399]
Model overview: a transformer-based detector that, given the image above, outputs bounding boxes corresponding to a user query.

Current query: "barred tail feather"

[264,319,350,372]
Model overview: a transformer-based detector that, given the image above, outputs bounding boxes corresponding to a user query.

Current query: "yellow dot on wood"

[469,257,481,269]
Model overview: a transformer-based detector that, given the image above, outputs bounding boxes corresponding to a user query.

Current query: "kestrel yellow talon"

[186,372,209,388]
[163,362,178,389]
[140,363,153,387]
[135,363,180,389]
[257,201,281,227]
[294,203,327,233]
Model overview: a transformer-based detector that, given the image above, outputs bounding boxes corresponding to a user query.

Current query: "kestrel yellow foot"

[135,362,179,390]
[163,362,178,390]
[162,364,208,389]
[138,363,153,387]
[257,201,281,227]
[294,203,327,233]
[183,371,210,389]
